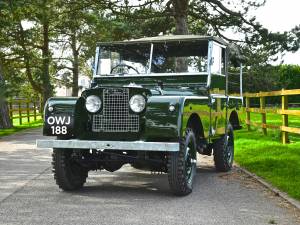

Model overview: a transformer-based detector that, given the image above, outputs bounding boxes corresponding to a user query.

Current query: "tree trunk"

[41,6,53,106]
[0,101,12,129]
[71,32,79,97]
[174,15,189,35]
[173,0,189,35]
[0,65,13,129]
[18,22,44,96]
[172,0,189,72]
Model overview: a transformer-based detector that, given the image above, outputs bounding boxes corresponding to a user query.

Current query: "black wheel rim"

[185,139,196,184]
[224,131,234,165]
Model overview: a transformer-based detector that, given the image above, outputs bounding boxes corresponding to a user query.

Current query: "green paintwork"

[143,96,183,141]
[47,97,78,107]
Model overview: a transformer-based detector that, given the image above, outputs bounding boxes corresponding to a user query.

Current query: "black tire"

[167,128,197,196]
[52,148,88,191]
[213,124,234,172]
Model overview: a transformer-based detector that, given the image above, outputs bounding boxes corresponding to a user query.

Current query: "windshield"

[96,41,209,76]
[96,44,151,76]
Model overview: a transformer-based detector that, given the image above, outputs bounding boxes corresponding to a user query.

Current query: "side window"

[211,45,222,74]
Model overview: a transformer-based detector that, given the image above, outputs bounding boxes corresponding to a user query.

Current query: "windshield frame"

[93,40,227,79]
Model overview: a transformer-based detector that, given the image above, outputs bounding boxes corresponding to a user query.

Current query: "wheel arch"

[229,110,241,130]
[186,113,205,139]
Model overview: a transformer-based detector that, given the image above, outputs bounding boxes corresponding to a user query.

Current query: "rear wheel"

[167,128,197,196]
[52,148,88,191]
[213,124,234,172]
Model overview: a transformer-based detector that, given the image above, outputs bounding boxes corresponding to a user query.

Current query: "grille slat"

[92,88,139,132]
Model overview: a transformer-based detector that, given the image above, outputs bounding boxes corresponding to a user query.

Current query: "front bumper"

[36,139,179,152]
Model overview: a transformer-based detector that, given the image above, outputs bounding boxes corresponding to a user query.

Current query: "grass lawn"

[235,108,300,200]
[0,115,43,138]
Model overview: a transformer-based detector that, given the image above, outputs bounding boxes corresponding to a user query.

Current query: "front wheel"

[213,124,234,172]
[52,148,88,191]
[167,128,197,196]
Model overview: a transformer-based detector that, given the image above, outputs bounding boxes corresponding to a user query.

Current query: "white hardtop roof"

[97,35,228,46]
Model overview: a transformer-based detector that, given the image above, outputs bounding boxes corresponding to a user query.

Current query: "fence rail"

[244,89,300,144]
[8,99,43,125]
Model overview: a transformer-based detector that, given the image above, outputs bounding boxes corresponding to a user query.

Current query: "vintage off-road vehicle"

[37,35,243,195]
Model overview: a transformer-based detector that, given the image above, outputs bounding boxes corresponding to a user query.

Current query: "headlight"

[86,95,101,113]
[129,95,146,113]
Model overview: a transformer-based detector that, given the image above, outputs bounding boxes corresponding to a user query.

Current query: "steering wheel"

[110,63,140,75]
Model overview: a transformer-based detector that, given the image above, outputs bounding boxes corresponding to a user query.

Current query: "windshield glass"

[96,41,209,76]
[97,44,151,76]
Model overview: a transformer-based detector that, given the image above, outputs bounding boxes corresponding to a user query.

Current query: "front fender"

[144,96,211,141]
[181,97,211,138]
[143,96,184,141]
[43,97,78,137]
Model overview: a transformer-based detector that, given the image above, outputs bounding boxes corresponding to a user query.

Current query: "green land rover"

[37,35,243,195]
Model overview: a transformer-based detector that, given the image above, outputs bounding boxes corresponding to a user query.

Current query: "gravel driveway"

[0,128,299,225]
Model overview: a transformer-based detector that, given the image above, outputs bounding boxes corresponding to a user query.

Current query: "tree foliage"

[0,0,58,104]
[108,0,299,65]
[0,0,299,104]
[242,64,300,93]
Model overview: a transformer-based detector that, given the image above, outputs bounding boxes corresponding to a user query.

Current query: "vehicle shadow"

[71,163,217,198]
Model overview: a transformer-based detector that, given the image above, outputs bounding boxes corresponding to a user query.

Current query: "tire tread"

[167,128,196,196]
[52,148,87,191]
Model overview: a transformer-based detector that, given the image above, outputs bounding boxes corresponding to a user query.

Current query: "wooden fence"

[8,99,43,125]
[244,89,300,144]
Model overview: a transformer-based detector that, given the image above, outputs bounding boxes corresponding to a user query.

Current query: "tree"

[0,63,13,129]
[1,0,130,100]
[53,0,157,97]
[278,65,300,90]
[54,1,103,96]
[0,0,58,105]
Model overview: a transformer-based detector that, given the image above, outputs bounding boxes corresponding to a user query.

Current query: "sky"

[254,0,300,65]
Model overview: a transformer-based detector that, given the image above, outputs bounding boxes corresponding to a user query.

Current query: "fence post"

[39,96,43,117]
[33,101,37,121]
[260,93,267,135]
[246,97,251,131]
[281,89,289,144]
[18,101,22,125]
[9,100,13,124]
[26,101,30,123]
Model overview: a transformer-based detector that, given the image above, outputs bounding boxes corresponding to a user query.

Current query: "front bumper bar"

[36,139,179,152]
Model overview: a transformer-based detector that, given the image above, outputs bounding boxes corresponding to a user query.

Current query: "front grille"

[92,88,139,132]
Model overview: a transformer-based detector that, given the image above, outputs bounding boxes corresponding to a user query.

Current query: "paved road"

[0,128,299,225]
